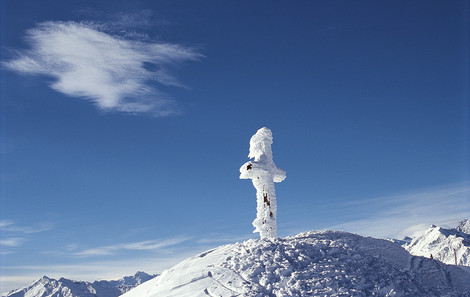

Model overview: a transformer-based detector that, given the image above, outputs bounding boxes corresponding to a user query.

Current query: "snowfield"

[121,230,470,297]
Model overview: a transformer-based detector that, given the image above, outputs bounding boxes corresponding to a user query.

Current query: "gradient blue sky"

[1,0,469,293]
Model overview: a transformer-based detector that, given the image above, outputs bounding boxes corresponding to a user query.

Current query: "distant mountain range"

[404,219,470,266]
[4,271,156,297]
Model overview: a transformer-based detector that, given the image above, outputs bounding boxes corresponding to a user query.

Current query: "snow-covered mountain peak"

[130,271,151,283]
[37,276,53,284]
[405,220,470,266]
[116,271,154,288]
[457,219,470,234]
[122,230,470,297]
[133,271,146,278]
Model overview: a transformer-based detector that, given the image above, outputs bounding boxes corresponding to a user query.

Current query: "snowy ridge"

[405,219,470,266]
[4,272,156,297]
[121,230,470,297]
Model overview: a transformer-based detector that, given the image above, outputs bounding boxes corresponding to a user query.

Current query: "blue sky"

[1,0,469,292]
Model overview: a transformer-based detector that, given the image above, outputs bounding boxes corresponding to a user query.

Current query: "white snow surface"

[121,230,470,297]
[405,219,470,266]
[240,127,286,239]
[4,272,156,297]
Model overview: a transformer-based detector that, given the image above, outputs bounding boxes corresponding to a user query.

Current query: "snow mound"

[405,219,470,266]
[5,272,156,297]
[121,231,470,297]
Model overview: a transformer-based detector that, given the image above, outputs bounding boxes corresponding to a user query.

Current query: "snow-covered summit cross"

[240,127,286,239]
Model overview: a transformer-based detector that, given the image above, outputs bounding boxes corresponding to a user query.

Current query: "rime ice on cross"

[240,127,286,239]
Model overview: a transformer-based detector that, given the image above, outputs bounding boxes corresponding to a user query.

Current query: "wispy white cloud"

[0,221,12,228]
[0,220,52,255]
[0,220,52,234]
[73,236,191,256]
[105,10,159,32]
[0,238,26,248]
[328,183,470,239]
[3,20,202,115]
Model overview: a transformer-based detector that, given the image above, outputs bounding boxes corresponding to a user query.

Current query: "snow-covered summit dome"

[121,230,470,297]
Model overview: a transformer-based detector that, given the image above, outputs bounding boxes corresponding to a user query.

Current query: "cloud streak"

[0,220,52,234]
[73,237,191,256]
[0,238,26,248]
[328,183,470,239]
[0,221,52,257]
[3,21,202,115]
